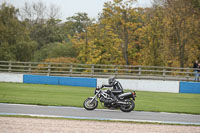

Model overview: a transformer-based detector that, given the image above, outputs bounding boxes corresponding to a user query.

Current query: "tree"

[100,0,142,65]
[0,3,37,61]
[19,2,64,50]
[33,42,77,62]
[14,41,37,61]
[164,0,200,67]
[29,18,65,49]
[64,12,94,43]
[66,12,93,34]
[71,0,144,65]
[71,23,123,64]
[141,6,167,66]
[66,13,94,63]
[141,0,200,67]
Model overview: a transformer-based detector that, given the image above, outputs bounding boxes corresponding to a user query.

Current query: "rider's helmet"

[108,76,116,84]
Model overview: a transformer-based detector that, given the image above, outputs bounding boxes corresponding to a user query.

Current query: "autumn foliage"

[0,0,200,68]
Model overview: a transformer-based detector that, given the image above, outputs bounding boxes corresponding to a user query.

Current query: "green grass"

[135,91,200,114]
[0,82,200,114]
[0,82,93,107]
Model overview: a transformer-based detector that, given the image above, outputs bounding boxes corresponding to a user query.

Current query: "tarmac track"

[0,103,200,125]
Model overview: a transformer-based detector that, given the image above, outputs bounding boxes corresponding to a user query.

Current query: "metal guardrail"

[0,61,198,81]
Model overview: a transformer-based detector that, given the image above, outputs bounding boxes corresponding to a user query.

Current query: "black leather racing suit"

[103,80,123,103]
[103,80,123,92]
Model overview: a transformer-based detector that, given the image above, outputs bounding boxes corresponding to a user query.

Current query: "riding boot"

[110,92,117,103]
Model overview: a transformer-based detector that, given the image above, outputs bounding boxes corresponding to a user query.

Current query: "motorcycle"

[83,86,136,112]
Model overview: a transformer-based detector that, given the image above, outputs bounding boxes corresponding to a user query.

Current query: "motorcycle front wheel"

[83,97,98,110]
[120,99,135,112]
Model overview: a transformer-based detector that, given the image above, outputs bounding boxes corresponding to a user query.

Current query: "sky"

[2,0,153,21]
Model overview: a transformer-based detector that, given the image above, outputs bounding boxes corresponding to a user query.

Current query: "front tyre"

[120,99,135,112]
[83,98,98,110]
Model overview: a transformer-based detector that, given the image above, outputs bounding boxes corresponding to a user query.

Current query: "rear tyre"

[120,99,135,112]
[83,98,98,110]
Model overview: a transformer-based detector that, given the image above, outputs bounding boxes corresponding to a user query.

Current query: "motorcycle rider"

[102,76,123,103]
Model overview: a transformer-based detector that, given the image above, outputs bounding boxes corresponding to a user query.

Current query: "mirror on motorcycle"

[96,86,101,90]
[132,91,136,97]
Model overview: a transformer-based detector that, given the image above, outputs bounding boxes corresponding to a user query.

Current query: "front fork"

[89,93,98,104]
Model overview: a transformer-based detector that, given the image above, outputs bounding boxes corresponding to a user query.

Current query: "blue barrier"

[179,82,200,94]
[59,77,96,87]
[23,75,59,85]
[23,75,97,87]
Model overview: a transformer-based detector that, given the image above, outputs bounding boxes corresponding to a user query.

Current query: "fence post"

[47,63,51,76]
[91,64,94,77]
[138,66,141,76]
[28,63,32,73]
[115,65,118,76]
[8,61,12,73]
[70,64,73,75]
[163,67,166,80]
[186,68,190,81]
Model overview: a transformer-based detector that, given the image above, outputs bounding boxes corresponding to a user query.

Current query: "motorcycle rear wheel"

[120,99,135,112]
[83,98,98,110]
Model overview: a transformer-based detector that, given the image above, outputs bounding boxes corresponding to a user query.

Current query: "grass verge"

[0,82,200,114]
